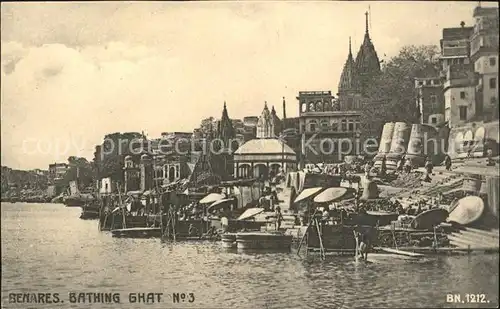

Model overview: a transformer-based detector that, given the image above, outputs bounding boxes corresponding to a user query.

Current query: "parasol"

[199,193,225,204]
[207,198,234,213]
[446,196,484,225]
[237,208,265,221]
[411,208,448,229]
[294,187,323,203]
[313,187,348,203]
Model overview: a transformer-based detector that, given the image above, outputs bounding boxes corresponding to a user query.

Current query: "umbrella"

[294,187,323,203]
[207,198,234,213]
[237,208,265,221]
[447,196,484,225]
[313,187,348,203]
[199,193,225,204]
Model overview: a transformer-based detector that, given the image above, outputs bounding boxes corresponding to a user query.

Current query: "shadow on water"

[1,203,499,309]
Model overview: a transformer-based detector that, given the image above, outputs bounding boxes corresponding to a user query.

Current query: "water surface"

[1,203,498,309]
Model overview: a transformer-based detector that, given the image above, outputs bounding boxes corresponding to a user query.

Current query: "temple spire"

[365,11,369,34]
[282,97,286,119]
[223,100,226,108]
[349,37,352,56]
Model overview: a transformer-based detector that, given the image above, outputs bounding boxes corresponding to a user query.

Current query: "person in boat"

[188,223,199,237]
[444,154,452,171]
[275,205,283,230]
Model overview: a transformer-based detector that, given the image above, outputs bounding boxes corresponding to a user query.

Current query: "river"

[1,202,498,309]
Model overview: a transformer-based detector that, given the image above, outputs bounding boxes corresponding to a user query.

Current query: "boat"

[80,203,100,220]
[364,211,399,226]
[447,196,485,226]
[410,208,449,229]
[221,233,237,248]
[235,231,293,250]
[111,227,162,238]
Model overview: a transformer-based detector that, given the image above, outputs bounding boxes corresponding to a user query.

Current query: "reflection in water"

[1,203,499,309]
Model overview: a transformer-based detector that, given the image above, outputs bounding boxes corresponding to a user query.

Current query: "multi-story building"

[242,116,259,142]
[297,91,361,164]
[296,12,381,164]
[48,163,69,183]
[415,77,445,126]
[470,6,499,120]
[439,24,476,128]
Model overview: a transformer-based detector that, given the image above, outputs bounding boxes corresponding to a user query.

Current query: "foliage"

[61,156,95,188]
[360,45,441,139]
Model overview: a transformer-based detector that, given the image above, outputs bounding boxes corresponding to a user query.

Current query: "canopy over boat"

[313,187,348,203]
[237,208,265,221]
[447,196,484,225]
[411,208,449,229]
[294,187,323,203]
[207,198,234,213]
[199,193,225,204]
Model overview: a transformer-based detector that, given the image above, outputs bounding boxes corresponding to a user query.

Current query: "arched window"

[309,102,315,112]
[347,97,354,109]
[316,101,323,112]
[348,120,354,131]
[332,99,339,111]
[308,120,318,132]
[331,120,339,132]
[323,100,331,111]
[341,119,347,131]
[301,101,307,112]
[320,120,329,131]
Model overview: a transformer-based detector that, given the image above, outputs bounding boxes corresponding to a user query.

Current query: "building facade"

[415,77,445,125]
[471,6,499,121]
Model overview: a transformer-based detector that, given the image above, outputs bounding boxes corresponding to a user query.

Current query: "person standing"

[275,205,283,231]
[444,154,452,171]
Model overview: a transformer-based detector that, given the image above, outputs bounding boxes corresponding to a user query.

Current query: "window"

[341,120,347,131]
[309,120,317,132]
[301,124,306,133]
[418,81,423,86]
[431,117,437,124]
[309,102,315,112]
[355,120,360,131]
[460,91,466,99]
[430,95,437,104]
[489,78,497,89]
[316,101,323,112]
[491,97,497,105]
[490,57,496,66]
[348,121,354,131]
[347,97,354,109]
[331,121,338,132]
[459,106,467,120]
[320,120,329,131]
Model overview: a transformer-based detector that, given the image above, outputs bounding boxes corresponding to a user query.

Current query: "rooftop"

[234,138,296,155]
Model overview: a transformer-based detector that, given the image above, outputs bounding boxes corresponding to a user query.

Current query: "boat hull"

[221,233,237,248]
[235,233,293,250]
[111,228,162,238]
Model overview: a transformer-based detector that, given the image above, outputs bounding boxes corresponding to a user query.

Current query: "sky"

[1,1,496,170]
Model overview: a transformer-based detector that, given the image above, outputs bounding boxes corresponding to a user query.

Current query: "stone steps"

[450,232,499,247]
[448,227,500,249]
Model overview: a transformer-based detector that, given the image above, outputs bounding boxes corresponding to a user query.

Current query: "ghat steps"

[448,227,499,249]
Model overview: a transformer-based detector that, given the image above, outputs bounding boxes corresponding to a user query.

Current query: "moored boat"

[235,231,293,250]
[111,227,162,238]
[221,233,237,248]
[410,208,448,229]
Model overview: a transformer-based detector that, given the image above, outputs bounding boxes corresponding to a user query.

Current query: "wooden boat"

[411,208,449,230]
[80,208,100,220]
[111,227,162,238]
[357,211,399,226]
[313,187,349,203]
[447,196,485,226]
[221,233,237,248]
[235,232,293,250]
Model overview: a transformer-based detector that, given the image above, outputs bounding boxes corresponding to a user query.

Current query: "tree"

[360,45,441,139]
[62,156,95,189]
